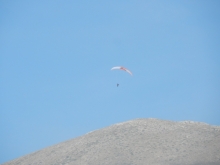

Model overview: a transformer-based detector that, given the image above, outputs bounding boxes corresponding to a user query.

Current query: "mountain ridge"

[3,118,220,165]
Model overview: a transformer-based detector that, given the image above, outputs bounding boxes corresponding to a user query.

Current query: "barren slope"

[3,118,220,165]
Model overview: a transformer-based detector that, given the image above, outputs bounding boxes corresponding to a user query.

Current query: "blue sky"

[1,1,220,163]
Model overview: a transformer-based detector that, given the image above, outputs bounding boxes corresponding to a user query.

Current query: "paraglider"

[111,66,132,87]
[111,66,133,76]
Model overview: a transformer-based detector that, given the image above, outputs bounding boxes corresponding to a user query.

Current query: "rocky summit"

[3,118,220,165]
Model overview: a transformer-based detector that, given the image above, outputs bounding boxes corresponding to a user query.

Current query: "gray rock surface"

[3,118,220,165]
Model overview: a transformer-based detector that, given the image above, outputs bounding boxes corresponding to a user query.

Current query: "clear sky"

[1,1,220,164]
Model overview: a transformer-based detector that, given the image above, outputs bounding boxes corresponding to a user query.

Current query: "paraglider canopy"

[111,66,132,76]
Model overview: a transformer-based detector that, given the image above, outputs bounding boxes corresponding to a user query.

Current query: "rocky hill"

[3,118,220,165]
